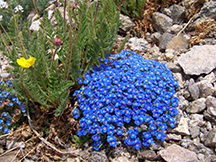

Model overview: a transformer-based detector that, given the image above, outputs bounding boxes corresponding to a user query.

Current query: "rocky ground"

[0,0,216,161]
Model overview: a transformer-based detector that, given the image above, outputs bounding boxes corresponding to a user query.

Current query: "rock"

[173,117,190,135]
[159,144,198,162]
[206,96,216,117]
[189,114,205,127]
[89,151,107,162]
[166,35,189,52]
[29,19,41,31]
[165,62,182,73]
[119,14,135,33]
[190,126,200,138]
[204,128,216,147]
[197,80,215,98]
[186,98,206,113]
[203,72,216,83]
[178,45,216,75]
[159,32,175,51]
[168,24,183,34]
[199,1,216,19]
[188,83,200,100]
[111,156,131,162]
[178,96,189,111]
[138,150,159,161]
[169,4,186,24]
[0,72,10,78]
[152,12,173,33]
[150,32,161,45]
[161,8,171,17]
[172,73,184,88]
[165,49,175,60]
[125,37,148,52]
[166,134,182,141]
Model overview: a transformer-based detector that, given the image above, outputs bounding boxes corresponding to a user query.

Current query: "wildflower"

[14,5,24,13]
[52,37,63,46]
[17,56,35,68]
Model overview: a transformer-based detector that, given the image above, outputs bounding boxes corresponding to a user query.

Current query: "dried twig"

[26,102,79,157]
[176,16,193,37]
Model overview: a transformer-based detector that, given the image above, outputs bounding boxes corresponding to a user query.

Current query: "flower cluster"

[73,50,179,150]
[0,80,26,135]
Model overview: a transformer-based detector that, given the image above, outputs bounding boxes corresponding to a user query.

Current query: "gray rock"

[152,12,173,33]
[125,37,148,52]
[188,83,200,100]
[150,32,161,45]
[197,80,215,98]
[119,14,135,33]
[168,24,183,34]
[178,96,189,111]
[204,128,216,147]
[89,151,107,162]
[29,19,41,31]
[178,45,216,75]
[165,62,182,73]
[199,1,216,19]
[206,96,216,116]
[172,73,184,88]
[165,49,175,60]
[166,35,189,52]
[166,134,182,141]
[161,8,171,17]
[190,126,200,138]
[189,114,205,127]
[0,72,10,78]
[159,32,175,51]
[169,4,186,24]
[159,144,198,162]
[138,150,159,161]
[173,117,190,135]
[186,98,206,113]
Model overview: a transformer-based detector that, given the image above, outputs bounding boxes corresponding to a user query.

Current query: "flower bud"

[70,3,76,10]
[52,37,63,46]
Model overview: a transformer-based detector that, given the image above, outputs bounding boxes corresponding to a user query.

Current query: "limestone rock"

[169,4,186,24]
[166,35,189,52]
[29,19,41,31]
[205,128,216,147]
[199,1,216,19]
[186,98,206,113]
[166,134,182,141]
[119,14,135,33]
[152,12,173,33]
[138,150,159,161]
[173,117,190,135]
[197,80,215,98]
[190,126,200,138]
[159,144,198,162]
[159,32,175,51]
[178,45,216,75]
[126,37,148,52]
[188,83,200,100]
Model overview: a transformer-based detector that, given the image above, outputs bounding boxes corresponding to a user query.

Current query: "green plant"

[114,0,146,19]
[0,0,119,116]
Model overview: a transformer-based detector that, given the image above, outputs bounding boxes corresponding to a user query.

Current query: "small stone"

[173,117,190,135]
[150,32,161,45]
[197,80,215,98]
[152,12,173,33]
[166,134,182,141]
[186,98,206,114]
[188,83,200,100]
[165,62,182,73]
[205,128,216,147]
[159,144,198,162]
[29,19,41,31]
[138,150,159,161]
[0,72,10,78]
[178,45,216,75]
[126,37,148,52]
[198,153,205,161]
[172,73,184,88]
[119,14,135,33]
[190,126,200,138]
[159,32,175,51]
[165,49,175,60]
[169,4,186,24]
[168,24,183,34]
[189,114,205,127]
[178,96,189,111]
[89,151,107,162]
[111,156,131,162]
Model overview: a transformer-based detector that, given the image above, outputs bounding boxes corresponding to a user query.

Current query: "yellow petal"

[26,56,36,66]
[17,58,29,68]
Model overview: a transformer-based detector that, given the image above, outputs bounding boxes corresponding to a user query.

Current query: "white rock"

[178,45,216,75]
[126,37,148,52]
[173,117,190,135]
[29,19,41,31]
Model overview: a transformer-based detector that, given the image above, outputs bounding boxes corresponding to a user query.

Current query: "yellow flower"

[17,56,36,68]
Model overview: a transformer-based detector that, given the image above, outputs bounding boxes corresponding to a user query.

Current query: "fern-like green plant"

[0,0,120,116]
[114,0,146,19]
